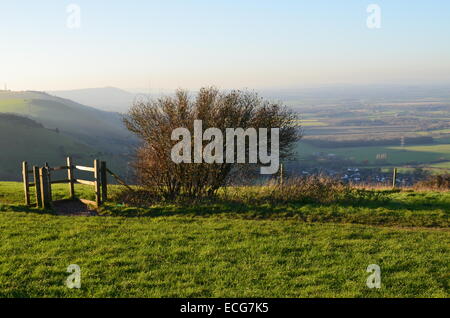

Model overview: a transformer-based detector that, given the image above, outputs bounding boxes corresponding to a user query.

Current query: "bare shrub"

[123,87,300,199]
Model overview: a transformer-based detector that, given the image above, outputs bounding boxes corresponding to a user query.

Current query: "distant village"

[289,166,423,186]
[285,156,429,186]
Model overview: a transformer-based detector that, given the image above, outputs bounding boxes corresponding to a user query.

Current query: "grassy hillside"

[0,91,134,153]
[0,115,98,180]
[0,182,448,297]
[0,91,136,180]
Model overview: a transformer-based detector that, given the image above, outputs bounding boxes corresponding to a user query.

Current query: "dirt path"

[52,200,98,216]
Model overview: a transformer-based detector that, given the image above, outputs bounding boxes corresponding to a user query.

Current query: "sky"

[1,0,450,92]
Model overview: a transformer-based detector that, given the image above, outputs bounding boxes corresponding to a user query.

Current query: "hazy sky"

[1,0,450,92]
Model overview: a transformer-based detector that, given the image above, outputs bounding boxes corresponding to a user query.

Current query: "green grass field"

[0,182,449,297]
[428,161,450,170]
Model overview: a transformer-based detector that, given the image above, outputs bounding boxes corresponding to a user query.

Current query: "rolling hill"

[0,90,137,181]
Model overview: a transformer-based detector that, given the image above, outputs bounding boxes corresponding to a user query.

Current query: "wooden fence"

[22,157,108,209]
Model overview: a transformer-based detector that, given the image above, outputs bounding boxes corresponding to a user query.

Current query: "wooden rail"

[75,165,95,172]
[75,179,95,186]
[22,157,109,209]
[106,168,134,192]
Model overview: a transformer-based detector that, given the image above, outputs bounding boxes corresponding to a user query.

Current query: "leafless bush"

[123,87,300,199]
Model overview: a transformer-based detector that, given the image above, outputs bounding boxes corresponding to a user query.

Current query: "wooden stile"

[22,157,110,208]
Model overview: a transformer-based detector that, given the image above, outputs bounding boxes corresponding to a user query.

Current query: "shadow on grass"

[0,204,54,215]
[99,197,449,228]
[2,194,448,228]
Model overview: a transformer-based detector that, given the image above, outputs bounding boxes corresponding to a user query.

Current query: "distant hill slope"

[0,90,136,152]
[0,91,137,181]
[0,114,98,180]
[50,87,136,113]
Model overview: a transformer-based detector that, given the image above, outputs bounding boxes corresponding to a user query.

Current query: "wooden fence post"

[45,162,52,201]
[22,161,30,205]
[101,161,107,203]
[33,166,42,208]
[94,159,101,207]
[392,168,398,188]
[40,167,51,209]
[67,157,75,200]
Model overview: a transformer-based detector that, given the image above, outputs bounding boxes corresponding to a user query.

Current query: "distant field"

[390,144,450,155]
[431,129,450,134]
[0,98,29,111]
[290,97,450,173]
[295,119,328,127]
[428,161,450,169]
[295,141,450,167]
